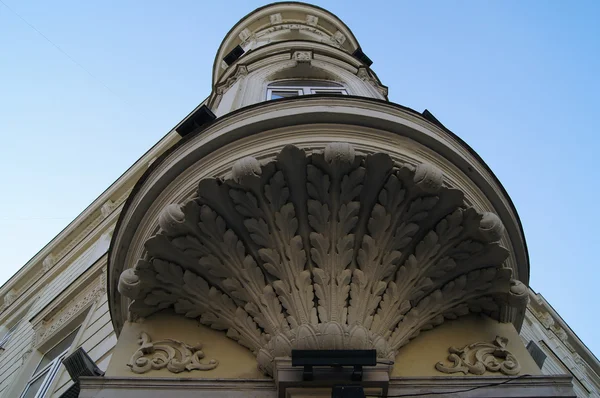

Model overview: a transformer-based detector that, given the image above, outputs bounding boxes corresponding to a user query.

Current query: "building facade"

[0,2,598,397]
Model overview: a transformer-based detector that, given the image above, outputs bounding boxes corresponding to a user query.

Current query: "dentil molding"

[435,336,521,375]
[128,332,218,374]
[117,143,527,375]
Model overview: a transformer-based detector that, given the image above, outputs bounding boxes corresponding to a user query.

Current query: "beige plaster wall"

[107,311,539,380]
[105,310,267,379]
[392,314,542,377]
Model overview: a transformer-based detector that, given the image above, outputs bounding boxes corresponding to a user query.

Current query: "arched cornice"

[109,97,530,347]
[213,2,362,85]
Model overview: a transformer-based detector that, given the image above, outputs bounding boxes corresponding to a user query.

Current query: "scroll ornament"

[127,332,218,374]
[118,143,527,375]
[435,336,521,375]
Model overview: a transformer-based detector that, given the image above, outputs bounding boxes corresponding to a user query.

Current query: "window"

[20,328,79,398]
[267,80,347,100]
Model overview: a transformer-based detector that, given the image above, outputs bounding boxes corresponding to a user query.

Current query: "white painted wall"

[520,309,600,397]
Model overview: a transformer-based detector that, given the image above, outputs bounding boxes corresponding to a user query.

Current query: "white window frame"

[267,82,348,100]
[266,87,303,100]
[19,328,79,398]
[20,354,66,398]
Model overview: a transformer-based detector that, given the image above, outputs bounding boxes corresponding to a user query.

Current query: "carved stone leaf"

[306,147,363,324]
[118,143,525,376]
[388,267,512,350]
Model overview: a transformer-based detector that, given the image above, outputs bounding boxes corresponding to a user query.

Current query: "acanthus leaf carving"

[118,143,526,375]
[435,336,521,376]
[128,332,218,374]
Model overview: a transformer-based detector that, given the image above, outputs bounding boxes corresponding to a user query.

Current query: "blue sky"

[1,0,599,357]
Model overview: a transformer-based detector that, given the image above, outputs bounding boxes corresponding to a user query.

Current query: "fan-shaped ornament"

[118,143,527,375]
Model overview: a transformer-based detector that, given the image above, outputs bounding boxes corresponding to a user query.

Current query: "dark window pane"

[271,90,300,99]
[527,340,547,369]
[311,90,345,94]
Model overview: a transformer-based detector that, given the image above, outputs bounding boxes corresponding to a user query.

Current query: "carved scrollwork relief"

[128,332,218,374]
[435,336,521,375]
[118,143,526,375]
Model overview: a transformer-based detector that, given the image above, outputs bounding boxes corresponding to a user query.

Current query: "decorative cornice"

[0,124,173,314]
[117,143,526,375]
[79,375,576,397]
[101,200,116,218]
[0,187,130,318]
[357,67,388,97]
[128,332,218,374]
[435,336,521,375]
[214,3,361,83]
[42,254,56,272]
[33,270,106,348]
[216,65,249,95]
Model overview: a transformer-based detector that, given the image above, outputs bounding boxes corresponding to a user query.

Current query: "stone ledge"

[389,374,575,397]
[79,374,574,398]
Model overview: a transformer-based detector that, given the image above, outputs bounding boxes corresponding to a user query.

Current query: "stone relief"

[538,311,554,329]
[357,67,388,97]
[101,200,116,218]
[269,13,282,25]
[553,326,568,342]
[216,65,248,96]
[435,336,521,375]
[331,31,346,45]
[239,28,252,42]
[128,332,218,374]
[256,24,330,42]
[305,15,318,26]
[293,51,312,62]
[3,290,18,308]
[118,143,527,375]
[42,254,56,272]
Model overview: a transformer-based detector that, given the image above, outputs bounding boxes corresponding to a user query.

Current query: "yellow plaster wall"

[391,314,541,377]
[106,311,539,379]
[105,310,267,379]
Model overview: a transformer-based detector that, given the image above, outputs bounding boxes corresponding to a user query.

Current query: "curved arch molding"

[117,142,527,375]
